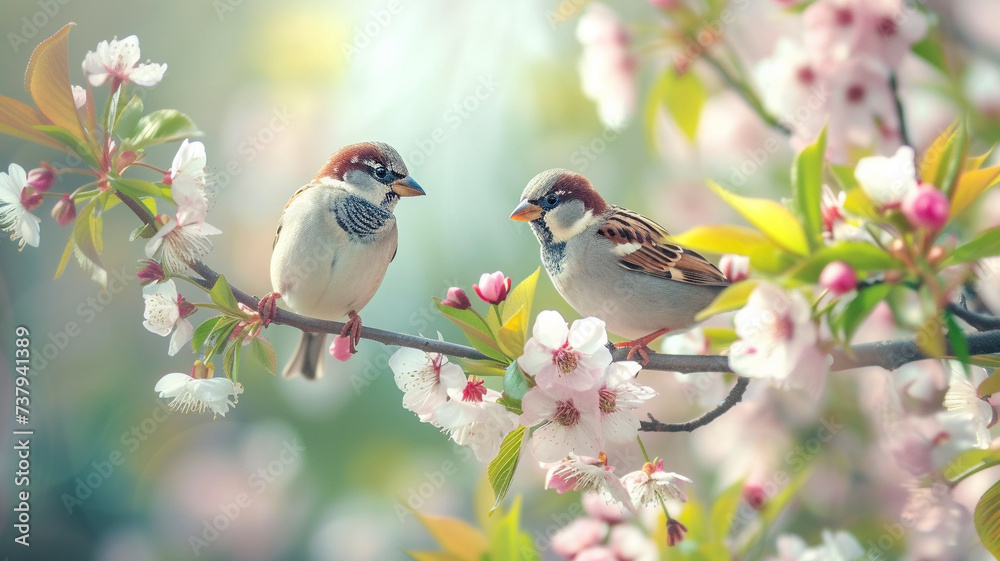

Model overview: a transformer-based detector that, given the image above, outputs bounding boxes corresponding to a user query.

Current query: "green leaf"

[829,163,859,191]
[111,178,162,200]
[945,311,971,368]
[250,336,277,376]
[496,306,528,360]
[760,467,813,527]
[974,478,1000,558]
[945,448,1000,481]
[34,124,99,168]
[920,120,968,195]
[496,395,522,416]
[792,125,827,250]
[788,242,899,284]
[487,497,539,561]
[209,275,241,313]
[123,109,200,149]
[129,223,156,240]
[487,426,525,514]
[461,361,508,377]
[502,362,532,401]
[673,224,794,274]
[435,299,508,363]
[979,370,1000,396]
[502,268,540,326]
[911,35,948,74]
[192,317,222,353]
[842,187,879,220]
[223,336,244,380]
[114,94,144,139]
[54,231,75,279]
[707,181,810,256]
[696,280,760,322]
[951,164,1000,220]
[834,283,892,341]
[661,67,707,142]
[206,318,239,363]
[709,479,745,541]
[943,227,1000,266]
[970,355,1000,370]
[24,24,86,142]
[72,198,107,286]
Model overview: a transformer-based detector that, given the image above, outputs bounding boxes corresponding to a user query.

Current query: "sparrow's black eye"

[374,167,388,179]
[542,194,560,208]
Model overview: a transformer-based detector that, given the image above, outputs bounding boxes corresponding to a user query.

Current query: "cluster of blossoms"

[0,36,171,250]
[549,490,659,561]
[754,0,928,161]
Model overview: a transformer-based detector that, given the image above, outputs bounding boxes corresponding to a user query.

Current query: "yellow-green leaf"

[488,497,540,561]
[950,164,1000,219]
[919,122,958,185]
[788,242,899,284]
[24,23,85,142]
[792,125,827,250]
[406,552,467,561]
[672,224,775,256]
[943,227,1000,266]
[661,67,707,142]
[707,181,809,256]
[916,316,946,358]
[696,280,760,322]
[975,478,1000,558]
[209,275,240,313]
[497,305,527,359]
[413,512,488,561]
[980,370,1000,397]
[709,478,745,541]
[502,268,540,326]
[54,231,75,279]
[488,426,525,513]
[842,187,879,220]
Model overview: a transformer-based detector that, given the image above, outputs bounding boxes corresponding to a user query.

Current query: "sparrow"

[509,169,729,363]
[259,142,425,379]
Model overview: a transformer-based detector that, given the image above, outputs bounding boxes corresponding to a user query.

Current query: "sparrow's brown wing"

[596,206,729,286]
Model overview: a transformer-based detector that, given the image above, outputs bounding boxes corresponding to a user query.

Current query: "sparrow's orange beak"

[391,176,425,197]
[509,199,543,222]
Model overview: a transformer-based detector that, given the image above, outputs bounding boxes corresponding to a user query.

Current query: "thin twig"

[640,377,751,432]
[889,73,911,147]
[696,48,792,136]
[947,303,1000,332]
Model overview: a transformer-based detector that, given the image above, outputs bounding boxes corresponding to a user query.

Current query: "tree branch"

[889,73,912,148]
[947,303,1000,332]
[640,377,750,432]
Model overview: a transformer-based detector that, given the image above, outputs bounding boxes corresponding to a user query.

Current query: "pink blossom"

[434,380,519,461]
[621,459,691,508]
[729,283,830,388]
[608,524,658,560]
[901,185,949,230]
[141,279,196,356]
[518,311,612,392]
[819,261,857,296]
[136,259,165,286]
[551,518,608,559]
[390,346,466,422]
[574,546,618,561]
[597,361,656,444]
[26,167,54,192]
[82,35,167,90]
[521,384,603,462]
[543,453,635,513]
[473,271,511,304]
[582,491,632,523]
[576,3,635,129]
[803,0,928,70]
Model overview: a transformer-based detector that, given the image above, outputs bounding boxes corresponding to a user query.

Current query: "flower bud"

[442,287,472,310]
[650,0,679,8]
[720,254,751,283]
[473,271,512,305]
[27,166,55,192]
[901,185,949,230]
[329,335,353,362]
[51,193,76,226]
[666,518,688,547]
[819,261,857,296]
[117,150,138,169]
[743,483,767,511]
[927,246,946,267]
[137,259,165,285]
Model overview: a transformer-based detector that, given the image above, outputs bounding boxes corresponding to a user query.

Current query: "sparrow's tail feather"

[282,332,327,380]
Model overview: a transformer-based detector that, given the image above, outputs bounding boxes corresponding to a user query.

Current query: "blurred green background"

[1,1,997,560]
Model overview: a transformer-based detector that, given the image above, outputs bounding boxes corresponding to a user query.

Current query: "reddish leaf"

[0,95,64,151]
[24,23,86,143]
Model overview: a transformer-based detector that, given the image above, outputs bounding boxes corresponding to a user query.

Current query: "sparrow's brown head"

[511,169,608,243]
[316,141,424,200]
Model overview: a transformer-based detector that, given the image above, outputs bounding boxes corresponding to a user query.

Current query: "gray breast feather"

[332,195,395,242]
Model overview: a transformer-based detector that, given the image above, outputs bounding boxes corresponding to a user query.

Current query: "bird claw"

[340,311,363,355]
[613,329,670,368]
[258,292,280,327]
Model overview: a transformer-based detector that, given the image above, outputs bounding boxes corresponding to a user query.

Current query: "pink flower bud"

[137,259,165,285]
[720,254,751,283]
[442,287,472,310]
[473,271,512,305]
[666,518,687,547]
[582,491,632,523]
[743,483,767,511]
[329,335,353,362]
[27,166,55,192]
[901,185,949,230]
[819,260,857,296]
[650,0,679,8]
[51,194,76,226]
